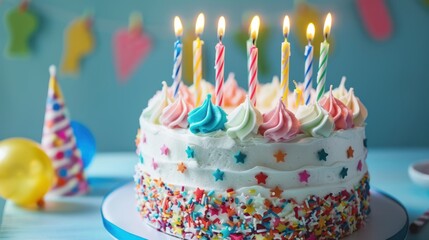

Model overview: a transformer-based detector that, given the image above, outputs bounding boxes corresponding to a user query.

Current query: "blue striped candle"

[304,23,315,105]
[172,17,183,98]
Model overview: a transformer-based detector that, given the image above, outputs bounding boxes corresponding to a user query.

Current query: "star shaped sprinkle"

[357,160,363,171]
[212,168,225,181]
[160,144,169,155]
[298,170,310,183]
[177,162,187,173]
[347,146,354,159]
[253,193,264,206]
[185,146,195,158]
[273,150,286,163]
[255,172,268,185]
[221,227,231,238]
[363,138,367,148]
[194,188,205,202]
[234,151,246,164]
[318,149,328,161]
[340,167,348,179]
[270,186,283,198]
[244,204,255,214]
[151,158,158,170]
[210,207,219,216]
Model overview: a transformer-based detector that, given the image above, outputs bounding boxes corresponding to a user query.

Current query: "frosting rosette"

[168,85,194,107]
[296,103,334,137]
[256,76,282,112]
[160,95,192,129]
[223,73,246,108]
[339,88,368,127]
[331,76,348,99]
[143,82,172,124]
[319,86,353,130]
[188,94,227,134]
[225,96,262,140]
[258,99,300,142]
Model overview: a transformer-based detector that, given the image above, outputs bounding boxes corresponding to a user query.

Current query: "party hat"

[41,65,88,196]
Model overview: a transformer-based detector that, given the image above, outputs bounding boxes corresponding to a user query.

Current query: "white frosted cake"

[134,75,369,239]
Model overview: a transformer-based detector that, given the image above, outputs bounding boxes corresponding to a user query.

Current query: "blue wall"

[1,0,428,151]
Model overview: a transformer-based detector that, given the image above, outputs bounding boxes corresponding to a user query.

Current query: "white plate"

[101,183,408,240]
[409,160,429,188]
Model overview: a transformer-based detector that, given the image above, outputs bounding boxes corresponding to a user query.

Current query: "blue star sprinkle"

[340,167,348,179]
[234,151,246,164]
[318,149,328,161]
[212,168,225,181]
[185,146,195,158]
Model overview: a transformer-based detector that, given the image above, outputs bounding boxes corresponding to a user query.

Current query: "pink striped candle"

[215,16,225,106]
[248,16,260,106]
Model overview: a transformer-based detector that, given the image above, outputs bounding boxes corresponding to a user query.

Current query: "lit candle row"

[171,13,332,108]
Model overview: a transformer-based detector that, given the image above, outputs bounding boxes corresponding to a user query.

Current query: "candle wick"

[252,38,256,45]
[219,35,223,42]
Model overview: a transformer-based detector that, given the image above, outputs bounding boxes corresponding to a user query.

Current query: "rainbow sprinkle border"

[134,171,370,239]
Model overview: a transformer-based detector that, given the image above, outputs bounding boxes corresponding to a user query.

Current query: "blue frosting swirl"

[188,94,227,134]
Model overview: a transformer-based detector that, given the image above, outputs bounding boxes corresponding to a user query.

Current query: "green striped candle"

[316,13,332,101]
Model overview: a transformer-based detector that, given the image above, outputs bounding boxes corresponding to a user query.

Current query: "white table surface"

[0,149,428,239]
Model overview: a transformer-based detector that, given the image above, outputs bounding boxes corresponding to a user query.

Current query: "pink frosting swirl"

[160,95,192,129]
[319,86,353,130]
[258,99,300,142]
[223,73,246,108]
[168,85,195,107]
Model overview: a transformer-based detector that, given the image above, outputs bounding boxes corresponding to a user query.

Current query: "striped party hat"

[41,65,88,196]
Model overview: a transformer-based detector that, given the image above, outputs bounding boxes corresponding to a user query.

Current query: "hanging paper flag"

[61,13,94,75]
[5,0,38,57]
[234,14,271,76]
[41,65,89,196]
[356,0,393,41]
[294,2,335,58]
[113,12,152,83]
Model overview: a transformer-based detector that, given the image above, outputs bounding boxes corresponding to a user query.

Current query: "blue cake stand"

[101,183,408,240]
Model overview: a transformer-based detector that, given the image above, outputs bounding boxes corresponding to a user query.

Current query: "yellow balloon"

[0,138,54,207]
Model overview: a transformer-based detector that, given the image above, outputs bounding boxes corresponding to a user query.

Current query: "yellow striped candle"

[280,16,291,106]
[193,13,205,106]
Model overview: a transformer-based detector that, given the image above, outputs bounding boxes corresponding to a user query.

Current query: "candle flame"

[195,13,205,36]
[250,15,260,41]
[323,13,332,39]
[283,15,290,38]
[218,16,225,39]
[306,23,315,42]
[174,16,183,37]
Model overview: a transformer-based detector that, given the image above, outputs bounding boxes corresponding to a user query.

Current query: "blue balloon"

[70,121,96,169]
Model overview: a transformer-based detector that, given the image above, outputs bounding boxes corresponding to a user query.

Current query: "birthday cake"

[134,74,369,239]
[134,13,369,240]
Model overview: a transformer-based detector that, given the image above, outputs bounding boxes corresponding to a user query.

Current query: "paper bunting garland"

[5,1,38,57]
[356,0,393,41]
[41,65,88,196]
[61,14,95,75]
[113,12,152,83]
[234,14,271,76]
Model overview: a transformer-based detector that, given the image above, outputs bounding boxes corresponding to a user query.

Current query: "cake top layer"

[141,75,367,143]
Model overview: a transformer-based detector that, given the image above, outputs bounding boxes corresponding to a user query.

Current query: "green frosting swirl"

[226,96,262,140]
[188,94,227,134]
[296,103,334,137]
